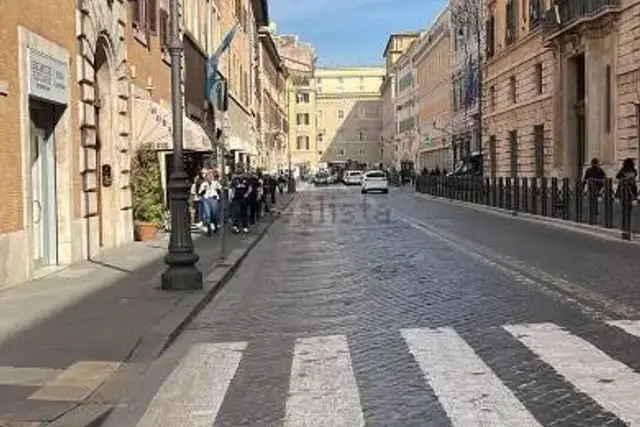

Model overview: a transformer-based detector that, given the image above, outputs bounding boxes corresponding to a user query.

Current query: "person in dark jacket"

[615,157,638,200]
[583,157,606,193]
[230,170,252,233]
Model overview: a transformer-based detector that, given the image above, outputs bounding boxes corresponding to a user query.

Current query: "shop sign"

[28,48,68,104]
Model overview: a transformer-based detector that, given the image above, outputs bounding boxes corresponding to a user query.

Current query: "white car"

[343,170,364,185]
[361,170,389,194]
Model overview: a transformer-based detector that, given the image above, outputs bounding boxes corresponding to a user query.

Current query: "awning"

[225,135,249,152]
[131,98,212,152]
[224,96,257,155]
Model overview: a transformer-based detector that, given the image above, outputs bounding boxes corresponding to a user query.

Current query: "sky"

[268,0,449,66]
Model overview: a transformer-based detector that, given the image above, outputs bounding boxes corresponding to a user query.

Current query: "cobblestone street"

[103,186,640,427]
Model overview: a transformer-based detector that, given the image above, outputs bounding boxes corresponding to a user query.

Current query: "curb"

[413,192,640,246]
[48,194,298,427]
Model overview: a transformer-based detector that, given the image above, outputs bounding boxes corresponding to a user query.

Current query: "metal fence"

[415,175,639,240]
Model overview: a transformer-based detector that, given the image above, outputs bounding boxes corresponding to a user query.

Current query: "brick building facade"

[258,27,287,173]
[415,6,452,171]
[0,0,80,286]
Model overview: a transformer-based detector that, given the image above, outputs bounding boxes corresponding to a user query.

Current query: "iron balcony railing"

[545,0,619,34]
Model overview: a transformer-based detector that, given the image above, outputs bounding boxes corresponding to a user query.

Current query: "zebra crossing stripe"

[606,319,640,338]
[402,327,542,427]
[286,334,364,427]
[504,323,640,426]
[135,342,246,427]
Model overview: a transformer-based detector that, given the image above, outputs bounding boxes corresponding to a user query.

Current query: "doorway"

[29,103,58,268]
[94,38,110,248]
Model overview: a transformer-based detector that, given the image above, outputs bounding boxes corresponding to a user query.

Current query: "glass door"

[30,108,58,268]
[31,126,46,267]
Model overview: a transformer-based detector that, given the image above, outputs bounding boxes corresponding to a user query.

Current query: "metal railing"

[416,175,638,240]
[545,0,619,32]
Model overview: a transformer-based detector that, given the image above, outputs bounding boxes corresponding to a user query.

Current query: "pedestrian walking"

[231,169,251,233]
[277,173,286,195]
[248,171,262,225]
[205,171,222,234]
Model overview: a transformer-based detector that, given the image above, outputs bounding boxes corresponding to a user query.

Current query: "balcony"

[543,0,620,39]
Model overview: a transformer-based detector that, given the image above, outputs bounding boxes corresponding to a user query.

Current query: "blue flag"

[205,24,239,105]
[215,24,238,58]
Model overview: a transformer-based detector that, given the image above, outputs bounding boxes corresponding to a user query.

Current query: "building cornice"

[258,28,286,73]
[316,93,382,100]
[383,32,421,58]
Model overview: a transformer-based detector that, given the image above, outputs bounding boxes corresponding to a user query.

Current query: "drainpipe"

[636,102,640,166]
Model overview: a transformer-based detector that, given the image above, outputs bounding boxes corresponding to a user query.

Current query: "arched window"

[358,130,367,141]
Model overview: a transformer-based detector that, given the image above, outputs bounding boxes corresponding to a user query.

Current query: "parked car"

[343,170,364,186]
[313,171,331,185]
[361,170,389,194]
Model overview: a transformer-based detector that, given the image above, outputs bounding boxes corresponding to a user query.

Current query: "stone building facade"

[450,0,485,164]
[381,33,420,170]
[394,47,420,170]
[415,6,452,171]
[315,67,385,168]
[380,74,397,167]
[276,34,317,175]
[485,0,640,179]
[77,0,133,258]
[483,0,554,178]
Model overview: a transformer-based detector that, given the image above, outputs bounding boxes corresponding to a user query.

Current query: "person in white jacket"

[198,170,222,235]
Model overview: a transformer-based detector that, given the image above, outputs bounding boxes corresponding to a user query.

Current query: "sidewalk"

[413,188,640,244]
[0,193,295,426]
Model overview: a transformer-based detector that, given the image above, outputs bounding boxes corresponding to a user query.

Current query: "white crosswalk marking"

[401,327,542,426]
[123,320,640,426]
[285,334,364,427]
[504,323,640,426]
[607,319,640,338]
[135,342,246,427]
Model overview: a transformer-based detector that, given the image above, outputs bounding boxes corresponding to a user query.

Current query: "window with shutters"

[534,124,544,177]
[510,75,516,103]
[530,0,542,29]
[235,0,242,20]
[296,136,309,150]
[296,113,310,125]
[490,85,496,109]
[509,130,518,178]
[131,0,143,28]
[505,0,516,46]
[147,0,157,34]
[486,13,495,58]
[159,9,169,48]
[535,63,543,94]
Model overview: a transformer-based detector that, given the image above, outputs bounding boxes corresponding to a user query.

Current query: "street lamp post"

[161,0,203,290]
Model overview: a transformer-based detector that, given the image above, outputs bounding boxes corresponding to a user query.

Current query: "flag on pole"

[206,24,239,105]
[215,24,239,58]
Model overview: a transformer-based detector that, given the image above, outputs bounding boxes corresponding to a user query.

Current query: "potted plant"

[131,142,164,241]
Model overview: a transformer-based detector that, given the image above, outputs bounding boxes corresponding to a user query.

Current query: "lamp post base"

[161,170,203,291]
[161,261,203,290]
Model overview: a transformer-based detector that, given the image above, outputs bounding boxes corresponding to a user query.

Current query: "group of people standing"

[191,167,289,236]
